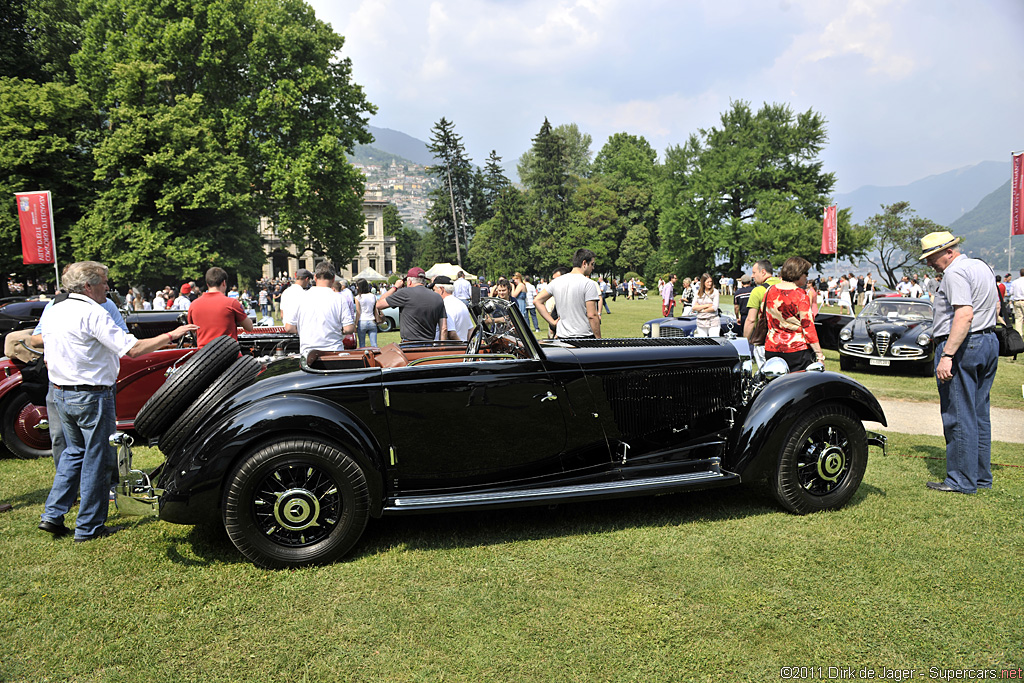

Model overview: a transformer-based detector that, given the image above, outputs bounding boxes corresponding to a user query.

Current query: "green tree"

[517,122,592,187]
[424,117,473,266]
[467,185,531,279]
[70,0,375,282]
[0,78,96,293]
[862,201,943,287]
[617,223,653,275]
[526,118,573,273]
[657,100,871,275]
[591,132,659,270]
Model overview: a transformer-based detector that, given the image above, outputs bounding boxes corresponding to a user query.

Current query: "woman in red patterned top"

[764,256,825,371]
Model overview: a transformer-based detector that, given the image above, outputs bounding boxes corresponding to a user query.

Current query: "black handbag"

[996,324,1024,357]
[19,355,49,406]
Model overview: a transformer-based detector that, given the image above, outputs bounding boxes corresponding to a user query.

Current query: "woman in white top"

[692,273,721,337]
[354,279,378,348]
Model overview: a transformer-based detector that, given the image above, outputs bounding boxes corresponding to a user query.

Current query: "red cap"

[407,267,426,279]
[181,283,192,294]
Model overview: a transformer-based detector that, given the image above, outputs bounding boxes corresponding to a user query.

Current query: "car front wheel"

[223,438,370,568]
[377,316,394,333]
[771,404,867,514]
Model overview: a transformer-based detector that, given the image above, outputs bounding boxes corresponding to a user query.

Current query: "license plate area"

[869,359,890,367]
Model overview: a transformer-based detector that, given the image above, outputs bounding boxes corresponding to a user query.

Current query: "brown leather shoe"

[0,502,13,513]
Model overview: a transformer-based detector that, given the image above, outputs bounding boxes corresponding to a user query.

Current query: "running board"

[383,469,740,514]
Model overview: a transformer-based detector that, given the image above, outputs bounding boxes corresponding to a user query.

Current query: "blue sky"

[307,0,1024,193]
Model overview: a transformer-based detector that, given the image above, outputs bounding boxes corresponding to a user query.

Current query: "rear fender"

[727,371,886,482]
[158,394,386,524]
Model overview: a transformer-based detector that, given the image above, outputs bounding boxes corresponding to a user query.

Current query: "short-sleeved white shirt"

[40,293,138,387]
[437,295,473,341]
[545,272,600,338]
[279,283,306,324]
[286,285,349,357]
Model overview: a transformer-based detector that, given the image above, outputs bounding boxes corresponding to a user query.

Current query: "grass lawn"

[4,294,1021,681]
[2,433,1022,681]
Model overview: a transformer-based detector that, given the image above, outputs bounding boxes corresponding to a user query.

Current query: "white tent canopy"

[353,266,388,282]
[424,263,477,281]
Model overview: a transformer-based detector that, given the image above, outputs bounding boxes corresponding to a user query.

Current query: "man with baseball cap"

[376,267,447,343]
[280,268,313,325]
[431,275,473,341]
[920,230,999,494]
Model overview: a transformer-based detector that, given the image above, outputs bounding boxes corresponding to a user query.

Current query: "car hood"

[851,317,931,338]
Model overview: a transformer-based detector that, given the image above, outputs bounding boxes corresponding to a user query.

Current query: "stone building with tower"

[260,193,397,280]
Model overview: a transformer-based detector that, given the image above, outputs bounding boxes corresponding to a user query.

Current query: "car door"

[381,355,570,490]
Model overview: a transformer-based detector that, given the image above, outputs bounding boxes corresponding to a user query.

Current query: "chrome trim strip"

[389,470,730,508]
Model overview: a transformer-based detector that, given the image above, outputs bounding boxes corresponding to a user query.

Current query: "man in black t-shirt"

[733,273,754,323]
[375,267,447,343]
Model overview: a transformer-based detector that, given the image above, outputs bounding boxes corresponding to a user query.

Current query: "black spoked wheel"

[1,392,50,459]
[772,404,867,514]
[223,439,370,568]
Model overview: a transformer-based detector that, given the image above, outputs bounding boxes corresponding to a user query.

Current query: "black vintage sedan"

[837,299,934,373]
[114,298,887,568]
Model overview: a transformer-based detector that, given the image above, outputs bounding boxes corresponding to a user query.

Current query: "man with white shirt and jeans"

[533,249,601,339]
[37,261,197,541]
[284,262,350,359]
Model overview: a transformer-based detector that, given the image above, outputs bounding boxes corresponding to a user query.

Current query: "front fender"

[157,394,387,525]
[727,371,886,482]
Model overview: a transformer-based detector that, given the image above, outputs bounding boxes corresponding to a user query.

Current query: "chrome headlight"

[641,323,651,337]
[839,328,853,341]
[917,332,932,346]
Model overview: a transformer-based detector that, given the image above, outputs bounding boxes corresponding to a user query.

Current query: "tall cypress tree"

[526,118,572,273]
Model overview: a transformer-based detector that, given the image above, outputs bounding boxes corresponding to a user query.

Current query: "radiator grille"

[602,366,738,439]
[874,331,892,356]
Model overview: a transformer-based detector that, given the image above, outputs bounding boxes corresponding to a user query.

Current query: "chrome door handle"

[535,391,558,402]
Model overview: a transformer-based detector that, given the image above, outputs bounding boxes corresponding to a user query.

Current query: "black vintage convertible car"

[837,299,934,373]
[113,298,887,568]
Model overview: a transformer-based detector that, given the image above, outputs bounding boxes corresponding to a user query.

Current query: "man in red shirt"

[187,267,253,347]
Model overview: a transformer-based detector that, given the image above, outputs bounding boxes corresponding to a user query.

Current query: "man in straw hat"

[919,231,999,494]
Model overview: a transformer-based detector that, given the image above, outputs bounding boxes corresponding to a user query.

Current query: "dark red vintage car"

[0,312,297,459]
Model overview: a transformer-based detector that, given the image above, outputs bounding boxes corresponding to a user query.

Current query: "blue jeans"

[41,386,117,538]
[935,333,998,493]
[45,384,66,468]
[526,307,539,331]
[357,319,378,348]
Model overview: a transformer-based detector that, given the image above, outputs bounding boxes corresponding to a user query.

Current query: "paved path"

[865,399,1024,444]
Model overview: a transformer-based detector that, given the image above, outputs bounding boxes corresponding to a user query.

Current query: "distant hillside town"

[351,156,440,232]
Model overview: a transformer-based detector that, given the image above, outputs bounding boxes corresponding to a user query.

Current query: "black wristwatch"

[941,353,955,359]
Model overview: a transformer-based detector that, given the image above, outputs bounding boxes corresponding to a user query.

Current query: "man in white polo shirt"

[284,262,349,358]
[431,275,473,341]
[38,261,197,542]
[279,268,312,325]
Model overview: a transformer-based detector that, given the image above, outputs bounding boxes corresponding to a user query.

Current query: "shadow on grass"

[908,443,949,478]
[163,480,880,567]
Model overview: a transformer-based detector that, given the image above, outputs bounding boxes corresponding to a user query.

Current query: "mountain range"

[357,125,1021,269]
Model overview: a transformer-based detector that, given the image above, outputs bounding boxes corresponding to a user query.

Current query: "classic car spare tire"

[134,335,239,439]
[1,391,51,459]
[223,439,370,568]
[158,355,262,454]
[771,403,867,514]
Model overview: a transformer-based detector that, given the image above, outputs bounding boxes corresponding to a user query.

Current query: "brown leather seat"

[375,343,409,368]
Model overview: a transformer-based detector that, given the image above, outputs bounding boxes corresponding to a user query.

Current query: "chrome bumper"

[866,430,888,457]
[110,432,163,516]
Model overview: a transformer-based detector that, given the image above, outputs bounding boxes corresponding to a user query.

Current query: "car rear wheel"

[377,316,394,333]
[1,391,50,459]
[771,404,867,514]
[223,439,370,568]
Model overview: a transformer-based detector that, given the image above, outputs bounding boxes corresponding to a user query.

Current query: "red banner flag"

[15,191,56,264]
[821,204,837,254]
[1012,152,1024,237]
